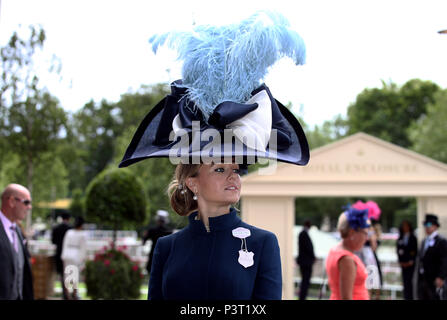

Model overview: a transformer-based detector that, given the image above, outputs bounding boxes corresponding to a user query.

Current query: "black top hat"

[423,213,440,227]
[119,11,309,169]
[60,212,71,220]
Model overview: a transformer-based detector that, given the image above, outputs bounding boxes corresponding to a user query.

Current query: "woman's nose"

[227,169,238,180]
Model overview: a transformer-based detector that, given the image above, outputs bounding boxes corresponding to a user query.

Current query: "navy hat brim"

[119,81,309,168]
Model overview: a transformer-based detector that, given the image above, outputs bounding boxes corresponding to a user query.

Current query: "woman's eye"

[214,167,240,174]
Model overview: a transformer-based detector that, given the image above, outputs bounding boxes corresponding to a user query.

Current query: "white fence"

[28,229,152,272]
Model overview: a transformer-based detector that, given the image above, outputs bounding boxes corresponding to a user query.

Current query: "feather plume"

[149,11,306,120]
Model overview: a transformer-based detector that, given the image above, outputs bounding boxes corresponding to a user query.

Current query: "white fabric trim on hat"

[229,89,272,152]
[172,114,183,136]
[171,89,272,153]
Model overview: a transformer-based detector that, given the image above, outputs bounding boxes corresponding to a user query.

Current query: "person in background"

[416,213,447,300]
[296,220,316,300]
[356,220,383,299]
[351,200,383,299]
[61,216,88,300]
[142,210,173,275]
[396,220,417,300]
[326,206,370,300]
[51,213,72,300]
[0,183,34,300]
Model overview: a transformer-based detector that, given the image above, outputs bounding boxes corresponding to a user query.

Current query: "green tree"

[71,83,170,192]
[305,115,348,150]
[72,99,119,187]
[85,168,146,247]
[0,153,21,191]
[113,125,178,228]
[346,79,439,148]
[0,25,69,226]
[69,188,85,218]
[115,83,169,130]
[32,153,69,219]
[409,89,447,164]
[56,116,89,194]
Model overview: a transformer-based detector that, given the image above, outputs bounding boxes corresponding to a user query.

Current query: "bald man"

[0,184,34,300]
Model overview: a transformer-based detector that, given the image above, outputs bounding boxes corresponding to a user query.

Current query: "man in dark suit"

[0,184,34,300]
[396,220,418,300]
[417,213,447,300]
[296,220,316,300]
[51,213,71,300]
[142,210,172,275]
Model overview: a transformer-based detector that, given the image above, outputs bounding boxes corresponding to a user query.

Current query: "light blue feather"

[149,11,306,120]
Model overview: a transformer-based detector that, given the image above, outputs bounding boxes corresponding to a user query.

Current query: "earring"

[178,184,186,195]
[193,189,198,200]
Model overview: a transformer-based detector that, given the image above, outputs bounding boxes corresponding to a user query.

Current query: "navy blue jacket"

[148,208,282,300]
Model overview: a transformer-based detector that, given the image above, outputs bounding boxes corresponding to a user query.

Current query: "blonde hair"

[337,212,351,238]
[372,222,382,239]
[167,163,201,216]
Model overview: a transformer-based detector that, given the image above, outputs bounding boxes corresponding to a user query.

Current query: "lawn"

[52,281,149,300]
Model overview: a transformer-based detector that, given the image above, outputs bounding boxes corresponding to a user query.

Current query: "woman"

[147,162,282,300]
[326,207,371,300]
[356,221,383,299]
[61,216,88,300]
[118,12,309,300]
[396,220,417,300]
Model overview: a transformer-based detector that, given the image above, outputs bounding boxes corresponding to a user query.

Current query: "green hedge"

[85,247,143,299]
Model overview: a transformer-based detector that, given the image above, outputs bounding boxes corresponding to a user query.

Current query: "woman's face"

[188,163,241,210]
[402,221,410,233]
[349,228,369,251]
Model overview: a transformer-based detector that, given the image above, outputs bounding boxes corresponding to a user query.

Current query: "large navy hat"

[119,81,309,167]
[424,213,440,227]
[119,11,309,168]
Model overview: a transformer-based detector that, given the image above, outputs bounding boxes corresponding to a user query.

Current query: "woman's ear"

[185,177,196,193]
[347,228,355,239]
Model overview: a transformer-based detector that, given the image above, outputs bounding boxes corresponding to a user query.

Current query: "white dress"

[61,229,88,270]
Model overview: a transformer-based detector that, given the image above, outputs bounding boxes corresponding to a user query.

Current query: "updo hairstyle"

[168,163,201,216]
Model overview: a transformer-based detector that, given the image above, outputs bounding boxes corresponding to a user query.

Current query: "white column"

[241,196,295,300]
[420,197,447,237]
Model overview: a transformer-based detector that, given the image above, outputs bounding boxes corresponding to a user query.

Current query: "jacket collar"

[0,213,15,261]
[426,231,439,242]
[187,207,241,234]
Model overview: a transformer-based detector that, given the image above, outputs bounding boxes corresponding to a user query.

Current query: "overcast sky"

[1,0,447,127]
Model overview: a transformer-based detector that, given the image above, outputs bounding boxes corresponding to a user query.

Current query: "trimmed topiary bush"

[84,168,146,299]
[85,245,144,299]
[85,168,146,245]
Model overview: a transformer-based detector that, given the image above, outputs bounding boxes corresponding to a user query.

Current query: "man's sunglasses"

[14,197,32,206]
